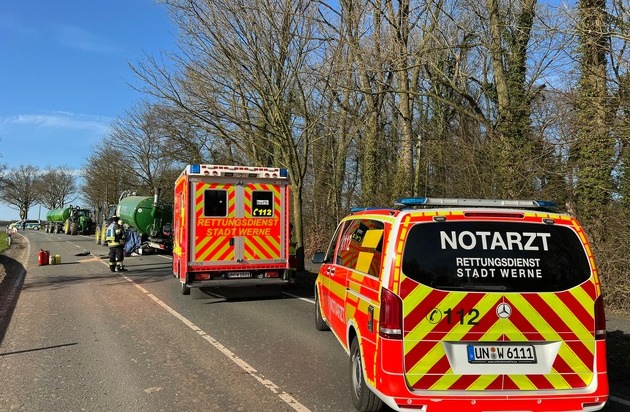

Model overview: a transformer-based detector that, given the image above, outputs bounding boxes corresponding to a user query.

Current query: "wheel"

[315,288,330,331]
[70,222,78,235]
[350,337,383,412]
[181,282,191,295]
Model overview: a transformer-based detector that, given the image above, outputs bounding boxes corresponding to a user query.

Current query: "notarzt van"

[312,198,608,412]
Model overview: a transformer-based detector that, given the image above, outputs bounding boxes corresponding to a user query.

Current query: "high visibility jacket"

[105,223,124,247]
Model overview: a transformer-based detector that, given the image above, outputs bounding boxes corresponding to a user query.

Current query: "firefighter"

[105,216,127,272]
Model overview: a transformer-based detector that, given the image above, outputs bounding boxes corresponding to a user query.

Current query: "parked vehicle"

[45,206,94,235]
[115,189,173,254]
[312,197,608,412]
[8,219,41,230]
[172,164,291,295]
[96,190,172,255]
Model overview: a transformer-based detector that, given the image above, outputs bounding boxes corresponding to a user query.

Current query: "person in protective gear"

[105,216,127,272]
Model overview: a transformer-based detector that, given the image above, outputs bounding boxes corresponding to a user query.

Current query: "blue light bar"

[394,197,558,211]
[280,168,288,178]
[190,164,201,174]
[350,207,386,213]
[533,200,558,209]
[395,197,428,206]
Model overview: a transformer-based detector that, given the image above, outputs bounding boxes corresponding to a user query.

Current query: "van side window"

[337,219,384,278]
[324,222,344,264]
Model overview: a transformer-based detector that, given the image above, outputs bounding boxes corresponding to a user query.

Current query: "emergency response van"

[312,198,608,412]
[172,164,291,295]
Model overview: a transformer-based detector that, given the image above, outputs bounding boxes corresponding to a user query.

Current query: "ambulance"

[312,198,608,412]
[172,164,291,295]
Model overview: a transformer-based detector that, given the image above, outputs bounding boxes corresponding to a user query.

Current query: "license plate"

[227,271,252,279]
[467,344,537,364]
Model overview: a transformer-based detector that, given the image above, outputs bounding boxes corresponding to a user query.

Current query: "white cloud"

[0,112,111,135]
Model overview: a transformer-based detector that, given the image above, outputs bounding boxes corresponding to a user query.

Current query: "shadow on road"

[0,255,26,345]
[606,329,630,399]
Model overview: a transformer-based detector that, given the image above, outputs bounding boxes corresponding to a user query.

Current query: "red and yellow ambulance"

[313,198,608,412]
[172,164,291,295]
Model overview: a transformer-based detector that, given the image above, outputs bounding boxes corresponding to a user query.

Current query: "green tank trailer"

[45,205,95,235]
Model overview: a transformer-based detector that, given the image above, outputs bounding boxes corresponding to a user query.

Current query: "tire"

[70,222,78,235]
[350,337,383,412]
[315,288,330,331]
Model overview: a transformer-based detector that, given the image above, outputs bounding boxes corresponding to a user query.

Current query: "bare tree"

[135,0,327,269]
[35,167,78,210]
[0,165,40,219]
[105,102,182,193]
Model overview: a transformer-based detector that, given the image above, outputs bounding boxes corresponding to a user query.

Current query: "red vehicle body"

[313,198,608,412]
[172,164,291,295]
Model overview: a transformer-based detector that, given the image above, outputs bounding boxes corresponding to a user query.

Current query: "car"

[312,197,608,412]
[8,220,41,230]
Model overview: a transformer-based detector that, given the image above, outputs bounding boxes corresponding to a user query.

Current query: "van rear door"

[398,215,597,392]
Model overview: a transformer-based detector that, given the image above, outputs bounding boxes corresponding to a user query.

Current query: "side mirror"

[311,251,326,264]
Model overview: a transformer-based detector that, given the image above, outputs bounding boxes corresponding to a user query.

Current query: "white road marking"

[282,291,314,305]
[120,274,312,412]
[610,395,630,407]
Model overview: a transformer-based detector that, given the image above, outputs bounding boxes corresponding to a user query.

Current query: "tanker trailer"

[116,191,173,254]
[45,207,70,234]
[46,205,95,235]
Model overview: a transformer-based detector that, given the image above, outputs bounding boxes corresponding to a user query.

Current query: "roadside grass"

[0,232,9,254]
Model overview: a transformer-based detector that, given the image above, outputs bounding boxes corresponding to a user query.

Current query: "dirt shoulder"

[0,233,28,286]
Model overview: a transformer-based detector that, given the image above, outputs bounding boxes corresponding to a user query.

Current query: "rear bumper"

[374,339,608,412]
[187,278,289,288]
[381,393,608,412]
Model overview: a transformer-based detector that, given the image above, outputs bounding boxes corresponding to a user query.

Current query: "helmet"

[118,220,123,225]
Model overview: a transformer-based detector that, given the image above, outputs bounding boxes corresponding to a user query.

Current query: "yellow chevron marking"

[540,293,594,343]
[428,372,459,390]
[468,374,500,390]
[572,283,595,318]
[508,294,560,340]
[404,293,466,350]
[546,369,570,389]
[509,375,537,390]
[556,342,592,379]
[402,287,431,320]
[406,340,446,377]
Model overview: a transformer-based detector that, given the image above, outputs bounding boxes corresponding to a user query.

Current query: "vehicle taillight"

[379,288,403,339]
[594,294,606,340]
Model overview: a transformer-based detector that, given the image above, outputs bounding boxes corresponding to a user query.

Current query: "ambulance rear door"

[190,180,238,266]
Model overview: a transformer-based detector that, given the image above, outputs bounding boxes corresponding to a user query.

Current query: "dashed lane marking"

[120,273,312,412]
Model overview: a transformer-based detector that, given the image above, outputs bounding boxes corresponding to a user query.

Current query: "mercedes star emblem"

[496,302,512,319]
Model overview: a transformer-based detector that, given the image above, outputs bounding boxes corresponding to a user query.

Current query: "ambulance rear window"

[401,221,591,293]
[204,190,227,217]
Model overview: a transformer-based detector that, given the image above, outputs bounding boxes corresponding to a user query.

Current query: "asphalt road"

[0,231,628,411]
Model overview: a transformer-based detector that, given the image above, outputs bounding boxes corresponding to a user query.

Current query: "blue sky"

[0,0,176,221]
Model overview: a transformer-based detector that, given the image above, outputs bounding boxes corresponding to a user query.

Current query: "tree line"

[1,0,629,312]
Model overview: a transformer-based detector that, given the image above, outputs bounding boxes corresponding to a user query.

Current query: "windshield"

[402,221,591,293]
